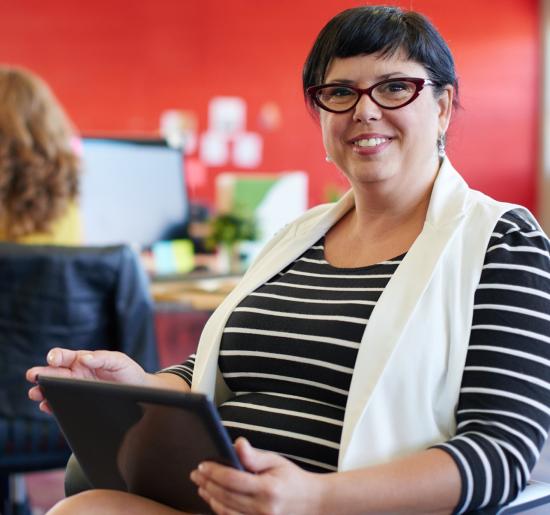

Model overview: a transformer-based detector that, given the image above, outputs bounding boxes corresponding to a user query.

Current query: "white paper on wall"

[159,109,198,154]
[208,97,247,135]
[232,132,263,168]
[199,131,229,167]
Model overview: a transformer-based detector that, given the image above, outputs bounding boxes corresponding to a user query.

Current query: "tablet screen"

[38,375,242,513]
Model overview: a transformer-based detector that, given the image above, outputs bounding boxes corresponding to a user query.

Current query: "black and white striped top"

[164,209,550,513]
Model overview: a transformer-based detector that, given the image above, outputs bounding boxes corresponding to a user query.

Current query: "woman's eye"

[327,87,354,97]
[380,81,411,94]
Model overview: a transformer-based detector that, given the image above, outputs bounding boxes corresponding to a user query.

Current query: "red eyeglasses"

[307,77,435,113]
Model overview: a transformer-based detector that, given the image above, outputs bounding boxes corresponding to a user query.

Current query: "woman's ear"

[437,85,454,135]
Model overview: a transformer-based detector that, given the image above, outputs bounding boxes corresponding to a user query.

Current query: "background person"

[0,66,81,244]
[27,5,550,514]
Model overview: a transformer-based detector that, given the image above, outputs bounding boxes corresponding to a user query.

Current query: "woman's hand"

[191,437,326,515]
[26,348,148,414]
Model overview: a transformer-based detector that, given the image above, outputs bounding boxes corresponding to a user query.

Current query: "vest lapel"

[243,193,355,292]
[193,194,354,399]
[339,160,470,465]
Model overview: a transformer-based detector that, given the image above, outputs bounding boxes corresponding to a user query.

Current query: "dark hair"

[0,66,80,239]
[303,6,459,111]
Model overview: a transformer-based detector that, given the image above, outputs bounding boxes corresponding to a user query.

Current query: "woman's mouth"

[350,136,392,155]
[353,137,389,148]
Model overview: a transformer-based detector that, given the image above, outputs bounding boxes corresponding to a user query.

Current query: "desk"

[150,272,241,309]
[150,273,241,368]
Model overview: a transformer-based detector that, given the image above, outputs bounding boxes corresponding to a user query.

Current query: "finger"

[81,350,130,371]
[194,463,260,497]
[200,487,249,515]
[235,437,286,473]
[198,479,253,515]
[46,348,79,368]
[26,365,78,384]
[39,400,53,415]
[26,367,42,383]
[29,385,45,402]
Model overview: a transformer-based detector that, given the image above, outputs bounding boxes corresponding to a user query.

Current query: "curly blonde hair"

[0,66,80,239]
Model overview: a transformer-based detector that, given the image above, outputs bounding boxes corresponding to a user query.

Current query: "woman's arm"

[192,438,461,515]
[321,448,460,514]
[152,354,196,392]
[146,371,191,392]
[432,210,550,511]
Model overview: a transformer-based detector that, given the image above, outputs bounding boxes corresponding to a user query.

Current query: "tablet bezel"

[38,375,242,513]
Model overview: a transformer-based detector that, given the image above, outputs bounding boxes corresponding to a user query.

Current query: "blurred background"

[0,0,544,216]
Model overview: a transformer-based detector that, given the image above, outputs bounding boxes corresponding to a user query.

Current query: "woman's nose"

[352,93,383,123]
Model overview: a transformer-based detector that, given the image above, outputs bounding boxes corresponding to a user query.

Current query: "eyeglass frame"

[306,77,436,113]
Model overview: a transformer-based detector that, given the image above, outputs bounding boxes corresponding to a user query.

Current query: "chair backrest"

[0,242,159,427]
[467,480,550,513]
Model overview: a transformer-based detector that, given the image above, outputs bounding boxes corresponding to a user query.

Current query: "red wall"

[0,0,540,211]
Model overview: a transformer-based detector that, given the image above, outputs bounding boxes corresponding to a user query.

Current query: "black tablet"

[38,375,242,513]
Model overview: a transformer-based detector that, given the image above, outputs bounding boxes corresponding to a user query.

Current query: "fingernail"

[237,436,249,448]
[47,351,55,364]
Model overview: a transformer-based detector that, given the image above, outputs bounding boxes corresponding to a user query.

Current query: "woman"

[27,6,550,514]
[0,66,81,243]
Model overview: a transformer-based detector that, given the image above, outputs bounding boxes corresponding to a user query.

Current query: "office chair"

[467,480,550,514]
[0,242,159,515]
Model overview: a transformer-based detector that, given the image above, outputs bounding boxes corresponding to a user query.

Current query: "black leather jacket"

[0,243,159,422]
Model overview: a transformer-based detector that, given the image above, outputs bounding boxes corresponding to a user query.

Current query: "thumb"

[235,437,285,473]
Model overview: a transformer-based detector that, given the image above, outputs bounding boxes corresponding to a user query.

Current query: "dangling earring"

[437,134,446,158]
[325,155,332,163]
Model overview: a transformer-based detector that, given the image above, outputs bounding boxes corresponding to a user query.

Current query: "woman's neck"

[351,154,441,226]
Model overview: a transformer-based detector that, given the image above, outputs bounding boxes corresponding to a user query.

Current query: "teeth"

[355,138,387,147]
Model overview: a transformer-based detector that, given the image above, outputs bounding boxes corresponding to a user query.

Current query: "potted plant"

[205,213,257,273]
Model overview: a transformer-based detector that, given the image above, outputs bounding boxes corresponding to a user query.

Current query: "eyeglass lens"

[316,80,419,111]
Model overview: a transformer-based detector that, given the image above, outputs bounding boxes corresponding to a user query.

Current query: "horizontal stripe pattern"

[165,209,550,513]
[158,355,195,385]
[434,209,550,513]
[217,240,401,472]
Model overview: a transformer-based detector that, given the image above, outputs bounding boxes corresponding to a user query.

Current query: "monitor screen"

[79,137,188,248]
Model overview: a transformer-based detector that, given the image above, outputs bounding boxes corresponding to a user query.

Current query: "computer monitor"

[79,137,188,249]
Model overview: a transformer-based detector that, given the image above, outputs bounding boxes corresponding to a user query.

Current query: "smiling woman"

[27,5,550,515]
